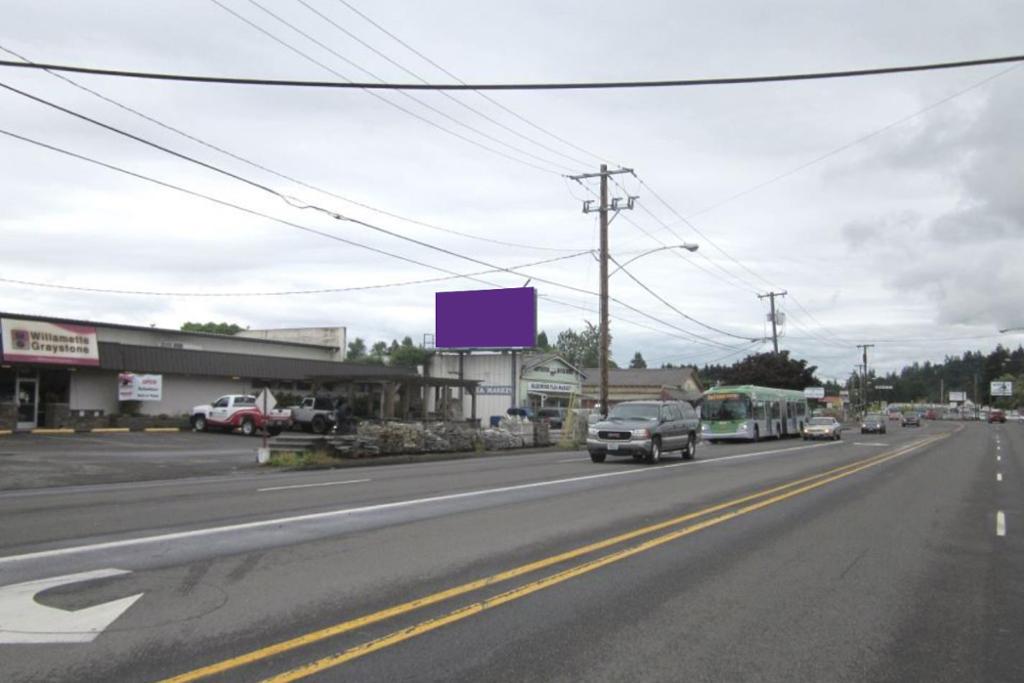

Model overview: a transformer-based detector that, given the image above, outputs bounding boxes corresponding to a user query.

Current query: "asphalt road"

[1,421,1020,682]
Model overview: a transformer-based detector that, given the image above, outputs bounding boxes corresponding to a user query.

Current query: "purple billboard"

[435,287,537,349]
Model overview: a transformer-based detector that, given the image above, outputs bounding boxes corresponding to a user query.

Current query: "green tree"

[556,322,603,368]
[180,321,245,335]
[370,340,389,362]
[536,331,552,351]
[629,351,647,369]
[347,337,367,360]
[722,351,818,390]
[390,336,429,367]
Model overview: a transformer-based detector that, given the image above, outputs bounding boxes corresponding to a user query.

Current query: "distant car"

[888,412,902,421]
[861,413,887,434]
[901,412,921,427]
[537,407,566,429]
[989,409,1007,424]
[924,409,939,420]
[803,416,842,441]
[587,400,700,464]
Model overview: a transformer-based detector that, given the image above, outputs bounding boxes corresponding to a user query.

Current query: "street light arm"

[608,243,699,276]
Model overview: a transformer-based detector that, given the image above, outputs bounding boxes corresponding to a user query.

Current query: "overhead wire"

[0,251,594,297]
[291,0,593,169]
[2,52,1021,89]
[0,126,743,352]
[0,45,580,255]
[213,0,573,175]
[332,0,608,165]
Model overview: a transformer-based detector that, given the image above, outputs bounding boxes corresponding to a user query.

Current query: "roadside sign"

[803,387,825,399]
[255,388,277,412]
[991,381,1013,397]
[874,385,893,390]
[948,391,966,402]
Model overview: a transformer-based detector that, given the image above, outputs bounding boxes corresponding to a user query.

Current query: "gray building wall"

[428,353,521,426]
[70,370,255,416]
[97,326,338,361]
[237,327,346,361]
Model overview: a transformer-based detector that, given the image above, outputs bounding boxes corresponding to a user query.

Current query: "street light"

[608,243,700,277]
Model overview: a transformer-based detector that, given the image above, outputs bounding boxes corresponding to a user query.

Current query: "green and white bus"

[701,385,809,442]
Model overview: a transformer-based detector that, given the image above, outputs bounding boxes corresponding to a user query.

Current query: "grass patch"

[266,449,341,469]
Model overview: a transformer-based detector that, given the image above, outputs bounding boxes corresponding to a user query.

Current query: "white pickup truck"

[190,395,292,436]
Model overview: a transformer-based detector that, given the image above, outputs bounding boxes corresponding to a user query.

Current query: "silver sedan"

[803,416,842,441]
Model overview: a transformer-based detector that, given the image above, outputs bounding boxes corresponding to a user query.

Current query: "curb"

[90,427,132,433]
[143,427,184,433]
[0,429,11,436]
[267,444,576,470]
[30,428,76,435]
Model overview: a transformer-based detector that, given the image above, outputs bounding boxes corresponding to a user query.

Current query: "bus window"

[770,402,781,419]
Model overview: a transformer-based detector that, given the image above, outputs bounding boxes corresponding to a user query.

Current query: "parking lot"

[0,430,262,491]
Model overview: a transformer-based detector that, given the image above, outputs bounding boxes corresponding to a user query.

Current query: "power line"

[333,0,608,165]
[212,0,570,175]
[0,126,744,351]
[292,0,593,169]
[0,251,593,297]
[608,255,758,344]
[3,53,1021,89]
[0,45,579,255]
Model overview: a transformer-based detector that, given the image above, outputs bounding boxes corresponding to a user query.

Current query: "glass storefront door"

[16,377,38,430]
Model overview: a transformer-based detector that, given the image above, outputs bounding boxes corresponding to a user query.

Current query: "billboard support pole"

[510,351,518,409]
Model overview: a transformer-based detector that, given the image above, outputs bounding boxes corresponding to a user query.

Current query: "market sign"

[478,384,513,395]
[526,381,574,394]
[118,373,162,401]
[1,317,100,366]
[991,381,1013,397]
[803,386,825,399]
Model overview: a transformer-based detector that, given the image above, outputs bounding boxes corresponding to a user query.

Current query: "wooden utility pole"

[758,291,787,354]
[568,165,635,418]
[857,343,875,414]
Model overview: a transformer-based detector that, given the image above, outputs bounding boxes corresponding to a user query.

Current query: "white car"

[802,416,842,441]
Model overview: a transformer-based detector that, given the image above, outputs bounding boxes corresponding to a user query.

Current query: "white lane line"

[258,479,370,492]
[0,441,842,565]
[853,442,888,447]
[997,473,1003,482]
[997,455,1002,462]
[558,457,589,463]
[997,511,1006,537]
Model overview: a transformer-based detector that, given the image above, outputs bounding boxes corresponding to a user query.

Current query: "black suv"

[587,400,701,464]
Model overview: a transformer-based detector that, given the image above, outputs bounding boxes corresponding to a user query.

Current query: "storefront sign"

[803,387,825,399]
[118,373,162,401]
[991,381,1013,397]
[1,318,99,366]
[526,381,574,394]
[478,384,513,395]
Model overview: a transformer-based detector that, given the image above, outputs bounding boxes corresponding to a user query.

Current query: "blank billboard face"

[436,287,537,349]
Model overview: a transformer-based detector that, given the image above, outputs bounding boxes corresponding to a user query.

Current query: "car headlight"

[587,427,599,436]
[631,428,651,439]
[861,424,867,428]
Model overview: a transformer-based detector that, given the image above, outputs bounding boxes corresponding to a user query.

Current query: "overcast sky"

[2,0,1023,381]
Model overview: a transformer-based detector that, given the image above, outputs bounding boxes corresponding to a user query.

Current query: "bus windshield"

[703,397,750,421]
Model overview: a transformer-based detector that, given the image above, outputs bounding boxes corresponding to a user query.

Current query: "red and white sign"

[1,318,100,366]
[118,373,163,401]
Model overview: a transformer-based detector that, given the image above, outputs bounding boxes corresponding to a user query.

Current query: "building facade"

[426,351,584,426]
[0,313,467,431]
[580,367,704,408]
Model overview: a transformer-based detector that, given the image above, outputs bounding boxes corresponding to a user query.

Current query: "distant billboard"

[991,381,1013,397]
[948,391,966,402]
[435,287,537,349]
[803,386,825,399]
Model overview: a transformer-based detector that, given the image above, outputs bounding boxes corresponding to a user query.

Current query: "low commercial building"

[0,313,474,431]
[580,367,704,408]
[427,351,584,425]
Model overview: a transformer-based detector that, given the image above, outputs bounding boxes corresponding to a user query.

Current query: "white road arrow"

[0,568,143,644]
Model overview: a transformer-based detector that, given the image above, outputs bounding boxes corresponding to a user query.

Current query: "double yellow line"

[162,432,949,683]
